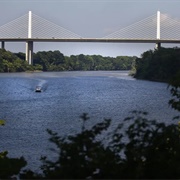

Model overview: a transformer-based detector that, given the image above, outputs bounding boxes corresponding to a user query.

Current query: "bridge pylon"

[26,11,33,65]
[156,11,161,49]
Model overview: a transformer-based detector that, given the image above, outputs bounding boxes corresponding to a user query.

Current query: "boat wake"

[36,79,48,92]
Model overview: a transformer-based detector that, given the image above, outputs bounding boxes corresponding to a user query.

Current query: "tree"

[169,71,180,112]
[0,49,30,72]
[134,47,180,82]
[3,59,13,72]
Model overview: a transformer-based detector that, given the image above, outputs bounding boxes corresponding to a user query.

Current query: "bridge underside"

[1,38,180,43]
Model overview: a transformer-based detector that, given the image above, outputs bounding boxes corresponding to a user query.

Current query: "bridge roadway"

[1,38,180,43]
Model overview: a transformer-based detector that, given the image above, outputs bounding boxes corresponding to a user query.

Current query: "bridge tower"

[26,11,33,65]
[156,11,161,49]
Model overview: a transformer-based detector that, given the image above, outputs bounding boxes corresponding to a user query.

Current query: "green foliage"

[0,153,27,179]
[19,111,180,179]
[122,111,180,179]
[168,71,180,113]
[0,49,29,72]
[39,116,119,179]
[0,119,5,126]
[0,48,136,72]
[134,46,180,119]
[134,47,180,82]
[33,50,65,71]
[32,51,136,71]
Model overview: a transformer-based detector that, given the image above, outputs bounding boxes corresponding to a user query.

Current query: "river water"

[0,71,178,171]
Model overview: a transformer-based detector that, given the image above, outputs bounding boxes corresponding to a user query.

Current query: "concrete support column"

[156,11,161,49]
[1,41,5,49]
[26,41,33,65]
[156,42,161,49]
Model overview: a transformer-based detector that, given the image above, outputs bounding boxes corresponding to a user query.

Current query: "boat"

[35,86,42,92]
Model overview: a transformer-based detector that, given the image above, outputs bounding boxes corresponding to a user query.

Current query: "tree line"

[0,48,136,72]
[134,47,180,82]
[0,49,30,72]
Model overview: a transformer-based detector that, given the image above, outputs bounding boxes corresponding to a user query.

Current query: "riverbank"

[134,47,180,83]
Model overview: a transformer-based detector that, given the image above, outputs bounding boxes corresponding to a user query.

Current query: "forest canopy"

[0,49,136,72]
[134,47,180,82]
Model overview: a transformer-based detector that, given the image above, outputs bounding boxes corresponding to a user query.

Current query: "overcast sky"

[0,0,180,57]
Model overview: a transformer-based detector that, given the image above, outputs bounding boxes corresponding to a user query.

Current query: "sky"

[0,0,180,57]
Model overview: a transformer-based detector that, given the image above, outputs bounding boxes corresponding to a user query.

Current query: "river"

[0,71,178,171]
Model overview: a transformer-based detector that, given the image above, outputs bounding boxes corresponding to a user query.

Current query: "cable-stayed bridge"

[0,11,180,64]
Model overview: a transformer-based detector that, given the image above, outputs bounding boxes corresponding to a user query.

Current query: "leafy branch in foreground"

[169,71,180,113]
[20,111,180,179]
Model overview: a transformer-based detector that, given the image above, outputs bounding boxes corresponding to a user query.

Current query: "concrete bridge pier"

[156,42,161,49]
[26,41,33,65]
[1,41,5,49]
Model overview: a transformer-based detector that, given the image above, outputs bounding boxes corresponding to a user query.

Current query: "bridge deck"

[0,38,180,43]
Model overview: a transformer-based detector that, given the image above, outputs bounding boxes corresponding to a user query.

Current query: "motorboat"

[35,86,42,92]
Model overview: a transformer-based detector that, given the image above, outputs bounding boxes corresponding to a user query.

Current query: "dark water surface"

[0,71,178,171]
